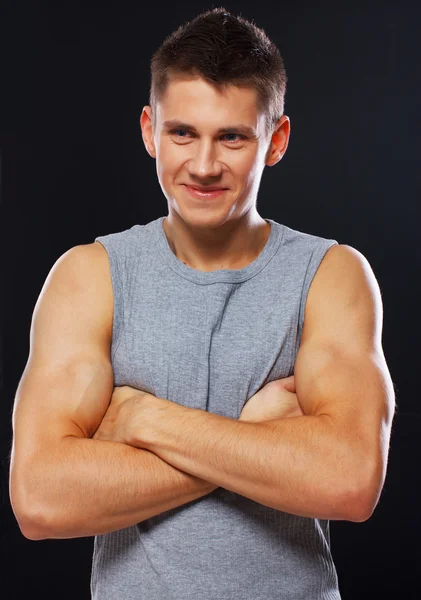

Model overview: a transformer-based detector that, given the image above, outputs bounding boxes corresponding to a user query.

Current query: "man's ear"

[265,115,290,167]
[140,106,156,158]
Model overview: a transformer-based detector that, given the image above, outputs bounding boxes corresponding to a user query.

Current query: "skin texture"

[140,75,290,272]
[91,377,302,446]
[92,242,395,521]
[9,75,395,540]
[92,78,395,521]
[144,244,396,522]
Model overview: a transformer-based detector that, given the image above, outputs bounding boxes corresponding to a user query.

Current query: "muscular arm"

[9,243,216,541]
[13,405,217,541]
[139,245,396,522]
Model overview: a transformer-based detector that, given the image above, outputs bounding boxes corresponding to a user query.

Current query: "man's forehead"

[155,77,264,134]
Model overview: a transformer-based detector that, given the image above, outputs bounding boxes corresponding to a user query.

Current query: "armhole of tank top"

[298,240,339,340]
[94,236,124,362]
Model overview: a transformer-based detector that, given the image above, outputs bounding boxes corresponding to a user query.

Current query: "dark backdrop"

[1,1,420,598]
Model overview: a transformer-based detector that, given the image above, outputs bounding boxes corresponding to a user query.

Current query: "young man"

[9,7,395,600]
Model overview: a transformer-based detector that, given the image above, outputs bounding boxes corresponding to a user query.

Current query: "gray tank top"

[92,215,341,600]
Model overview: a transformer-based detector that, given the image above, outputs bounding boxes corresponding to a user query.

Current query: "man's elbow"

[345,496,375,523]
[10,477,57,540]
[18,518,50,541]
[12,501,54,540]
[338,468,381,523]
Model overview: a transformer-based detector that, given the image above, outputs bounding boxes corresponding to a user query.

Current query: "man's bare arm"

[128,245,395,522]
[12,384,217,540]
[9,243,217,541]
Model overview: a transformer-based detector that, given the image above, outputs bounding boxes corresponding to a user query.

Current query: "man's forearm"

[143,405,369,522]
[15,436,217,540]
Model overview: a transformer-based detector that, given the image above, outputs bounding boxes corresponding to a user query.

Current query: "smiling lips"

[183,184,227,199]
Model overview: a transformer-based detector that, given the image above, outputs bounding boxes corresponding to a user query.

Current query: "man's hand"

[239,376,304,423]
[93,376,304,447]
[92,385,167,447]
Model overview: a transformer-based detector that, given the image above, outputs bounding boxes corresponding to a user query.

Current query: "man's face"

[142,76,285,229]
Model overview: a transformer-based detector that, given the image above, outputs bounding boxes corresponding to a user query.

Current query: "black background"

[1,1,420,598]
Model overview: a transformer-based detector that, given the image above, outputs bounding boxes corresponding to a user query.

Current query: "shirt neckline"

[153,215,284,285]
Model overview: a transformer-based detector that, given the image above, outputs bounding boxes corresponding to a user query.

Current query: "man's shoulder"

[312,243,373,282]
[303,243,381,343]
[52,242,113,298]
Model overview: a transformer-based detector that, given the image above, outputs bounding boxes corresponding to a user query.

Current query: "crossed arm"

[97,244,395,525]
[10,244,395,539]
[97,245,394,523]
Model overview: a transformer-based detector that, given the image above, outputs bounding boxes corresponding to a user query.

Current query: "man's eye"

[170,130,245,144]
[222,133,243,143]
[171,129,191,139]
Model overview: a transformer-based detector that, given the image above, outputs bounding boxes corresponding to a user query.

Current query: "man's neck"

[162,212,271,272]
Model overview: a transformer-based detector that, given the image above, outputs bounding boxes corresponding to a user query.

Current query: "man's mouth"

[183,184,227,199]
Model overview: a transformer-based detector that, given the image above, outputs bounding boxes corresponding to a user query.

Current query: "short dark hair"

[149,7,287,138]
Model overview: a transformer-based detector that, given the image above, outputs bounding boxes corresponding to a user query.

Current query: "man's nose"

[187,139,222,179]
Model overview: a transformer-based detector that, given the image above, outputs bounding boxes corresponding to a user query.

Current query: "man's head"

[140,7,290,231]
[148,7,287,140]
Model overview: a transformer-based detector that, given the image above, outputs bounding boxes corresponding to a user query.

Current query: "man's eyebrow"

[162,119,257,137]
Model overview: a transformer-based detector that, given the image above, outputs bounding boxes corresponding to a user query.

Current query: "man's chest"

[111,281,300,419]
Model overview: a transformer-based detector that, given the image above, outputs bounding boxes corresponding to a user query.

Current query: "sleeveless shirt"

[91,215,341,600]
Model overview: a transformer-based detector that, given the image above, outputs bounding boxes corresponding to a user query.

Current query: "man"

[9,7,395,600]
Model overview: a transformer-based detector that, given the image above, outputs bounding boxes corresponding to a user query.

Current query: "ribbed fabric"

[91,215,341,599]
